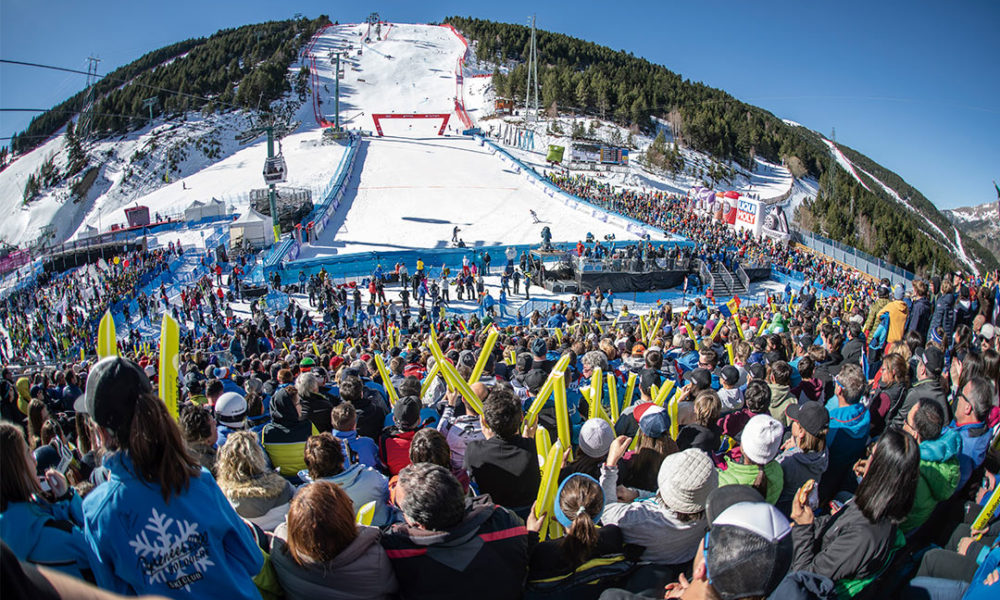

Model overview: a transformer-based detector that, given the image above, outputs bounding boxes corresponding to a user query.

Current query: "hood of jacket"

[919,427,962,464]
[769,383,792,406]
[387,497,497,571]
[0,501,54,559]
[270,386,301,425]
[219,471,290,500]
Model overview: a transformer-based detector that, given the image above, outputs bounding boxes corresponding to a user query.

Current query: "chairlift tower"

[524,16,540,122]
[79,56,102,139]
[237,114,299,242]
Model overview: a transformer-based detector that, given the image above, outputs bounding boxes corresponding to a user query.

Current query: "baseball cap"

[393,395,422,431]
[740,414,784,465]
[657,448,719,514]
[579,419,615,458]
[980,324,995,341]
[747,363,767,381]
[720,365,740,386]
[707,502,793,600]
[705,485,765,524]
[75,356,152,435]
[684,368,712,390]
[639,368,662,395]
[637,405,671,439]
[785,402,829,438]
[632,343,647,355]
[921,346,944,377]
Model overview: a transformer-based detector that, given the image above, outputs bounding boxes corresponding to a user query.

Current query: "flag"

[97,310,117,358]
[159,314,180,420]
[720,297,739,318]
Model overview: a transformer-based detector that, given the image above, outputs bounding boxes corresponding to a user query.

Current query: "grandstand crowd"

[2,178,1000,599]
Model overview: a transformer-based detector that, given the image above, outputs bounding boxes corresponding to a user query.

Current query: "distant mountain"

[945,201,1000,264]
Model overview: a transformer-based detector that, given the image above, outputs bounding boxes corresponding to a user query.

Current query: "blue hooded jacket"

[300,463,391,527]
[947,420,992,491]
[1,492,109,587]
[334,429,381,469]
[82,452,263,598]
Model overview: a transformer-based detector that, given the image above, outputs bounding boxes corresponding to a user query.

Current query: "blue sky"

[2,0,998,210]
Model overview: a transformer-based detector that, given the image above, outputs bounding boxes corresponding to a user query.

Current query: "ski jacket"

[900,428,962,533]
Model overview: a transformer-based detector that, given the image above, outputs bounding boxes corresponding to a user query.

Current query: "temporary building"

[229,207,272,250]
[184,197,227,223]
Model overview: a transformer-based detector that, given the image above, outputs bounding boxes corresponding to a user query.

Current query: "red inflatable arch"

[371,113,451,136]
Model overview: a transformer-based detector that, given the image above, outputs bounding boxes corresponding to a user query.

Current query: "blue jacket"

[965,546,1000,600]
[947,420,992,491]
[334,429,381,469]
[1,493,108,586]
[302,464,391,527]
[822,400,870,500]
[82,453,263,598]
[928,292,956,341]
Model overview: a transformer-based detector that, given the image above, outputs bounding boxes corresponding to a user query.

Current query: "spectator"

[340,374,388,442]
[767,361,795,427]
[718,414,785,504]
[382,463,530,600]
[676,389,722,456]
[889,346,950,431]
[464,387,540,515]
[820,363,871,505]
[271,480,398,600]
[262,385,317,477]
[946,376,995,491]
[525,473,629,594]
[178,403,217,474]
[776,402,829,515]
[297,371,336,433]
[331,402,380,469]
[76,357,262,597]
[619,404,679,493]
[380,395,423,476]
[790,427,920,592]
[0,422,107,586]
[718,378,771,441]
[436,384,488,471]
[899,398,962,534]
[216,430,295,532]
[301,433,390,527]
[601,441,718,567]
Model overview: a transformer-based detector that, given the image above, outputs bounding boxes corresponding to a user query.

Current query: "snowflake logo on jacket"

[128,508,214,591]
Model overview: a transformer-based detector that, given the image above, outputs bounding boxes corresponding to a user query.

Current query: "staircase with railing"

[700,260,747,296]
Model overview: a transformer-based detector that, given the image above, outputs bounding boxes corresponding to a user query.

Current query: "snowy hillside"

[946,201,1000,263]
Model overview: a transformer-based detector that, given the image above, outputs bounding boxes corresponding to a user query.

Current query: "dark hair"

[955,352,984,394]
[397,463,466,530]
[285,480,358,565]
[409,428,451,468]
[304,433,345,480]
[339,376,363,404]
[27,398,46,449]
[482,387,521,440]
[206,379,224,398]
[330,402,357,431]
[770,361,791,386]
[797,356,815,379]
[179,403,214,442]
[398,376,421,398]
[622,433,678,491]
[855,428,919,523]
[645,350,663,371]
[744,380,771,413]
[0,422,43,511]
[961,377,994,423]
[110,392,200,502]
[558,476,603,567]
[910,398,945,441]
[837,363,866,404]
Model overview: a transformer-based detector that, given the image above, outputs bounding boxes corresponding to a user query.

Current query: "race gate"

[371,113,451,136]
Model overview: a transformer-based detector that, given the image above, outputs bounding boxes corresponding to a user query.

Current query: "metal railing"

[719,265,735,292]
[736,263,750,291]
[792,229,915,286]
[699,260,712,291]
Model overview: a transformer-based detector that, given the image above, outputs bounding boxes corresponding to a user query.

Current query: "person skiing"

[452,226,461,243]
[530,209,540,223]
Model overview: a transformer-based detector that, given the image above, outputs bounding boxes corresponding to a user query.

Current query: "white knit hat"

[741,414,784,465]
[579,418,615,458]
[657,448,719,514]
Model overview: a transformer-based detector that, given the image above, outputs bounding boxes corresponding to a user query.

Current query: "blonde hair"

[215,430,270,485]
[693,390,721,427]
[886,341,911,363]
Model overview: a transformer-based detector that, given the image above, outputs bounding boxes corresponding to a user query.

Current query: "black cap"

[683,368,712,390]
[747,363,767,381]
[785,401,830,438]
[720,365,740,386]
[921,346,944,377]
[706,485,765,524]
[393,395,422,431]
[639,368,662,395]
[524,369,548,394]
[75,356,152,435]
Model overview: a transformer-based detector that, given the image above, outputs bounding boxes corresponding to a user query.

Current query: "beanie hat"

[707,502,793,600]
[578,418,614,458]
[393,395,422,431]
[741,414,784,465]
[657,448,719,514]
[531,338,548,357]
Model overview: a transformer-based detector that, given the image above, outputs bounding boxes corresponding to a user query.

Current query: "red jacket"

[380,429,417,476]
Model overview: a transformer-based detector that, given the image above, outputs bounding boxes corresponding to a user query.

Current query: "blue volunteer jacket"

[81,452,263,598]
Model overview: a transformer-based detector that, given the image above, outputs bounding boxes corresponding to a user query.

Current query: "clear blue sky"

[2,0,998,209]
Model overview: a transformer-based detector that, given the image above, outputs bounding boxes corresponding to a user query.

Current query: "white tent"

[184,197,226,222]
[229,208,272,249]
